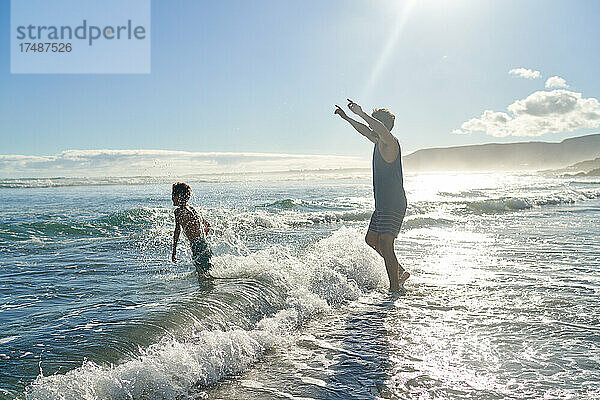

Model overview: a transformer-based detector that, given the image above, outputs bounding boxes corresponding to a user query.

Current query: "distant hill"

[545,156,600,176]
[572,168,600,176]
[554,157,600,173]
[402,134,600,172]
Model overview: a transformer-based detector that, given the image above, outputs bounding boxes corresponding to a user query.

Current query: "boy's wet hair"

[172,182,191,203]
[372,108,395,131]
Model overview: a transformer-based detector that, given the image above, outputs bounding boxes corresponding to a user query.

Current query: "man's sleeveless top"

[372,137,407,212]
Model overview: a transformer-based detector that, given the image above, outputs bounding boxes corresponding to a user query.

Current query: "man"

[335,99,409,292]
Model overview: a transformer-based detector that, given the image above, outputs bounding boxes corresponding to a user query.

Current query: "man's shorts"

[367,209,406,238]
[190,237,212,275]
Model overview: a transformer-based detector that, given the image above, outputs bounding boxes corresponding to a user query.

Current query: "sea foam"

[26,227,385,399]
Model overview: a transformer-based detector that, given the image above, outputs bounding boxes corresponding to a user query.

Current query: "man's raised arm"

[334,105,379,144]
[347,99,394,145]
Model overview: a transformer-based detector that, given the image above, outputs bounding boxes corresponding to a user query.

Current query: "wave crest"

[465,189,600,213]
[26,227,385,399]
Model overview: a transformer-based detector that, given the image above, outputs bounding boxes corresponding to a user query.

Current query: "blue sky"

[1,0,599,174]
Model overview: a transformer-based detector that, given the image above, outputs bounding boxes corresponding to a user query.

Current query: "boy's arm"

[202,218,211,235]
[334,105,379,144]
[347,99,395,146]
[172,210,181,262]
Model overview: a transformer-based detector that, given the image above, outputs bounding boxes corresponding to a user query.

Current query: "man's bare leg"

[366,230,408,288]
[378,234,401,292]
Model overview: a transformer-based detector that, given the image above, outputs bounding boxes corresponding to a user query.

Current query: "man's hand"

[347,99,363,115]
[335,99,379,143]
[334,105,348,119]
[346,98,394,146]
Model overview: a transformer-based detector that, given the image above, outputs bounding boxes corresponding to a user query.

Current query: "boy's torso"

[176,205,205,242]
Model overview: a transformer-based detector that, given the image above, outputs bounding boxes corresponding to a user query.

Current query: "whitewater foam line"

[0,169,371,189]
[464,188,600,213]
[25,227,386,399]
[0,177,168,189]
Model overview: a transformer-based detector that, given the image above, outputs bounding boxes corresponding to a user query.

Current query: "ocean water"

[0,171,599,400]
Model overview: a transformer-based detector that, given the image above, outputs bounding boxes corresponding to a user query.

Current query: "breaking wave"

[25,227,386,399]
[463,189,600,213]
[0,169,372,189]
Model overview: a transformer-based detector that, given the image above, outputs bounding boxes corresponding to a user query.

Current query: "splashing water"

[0,172,598,399]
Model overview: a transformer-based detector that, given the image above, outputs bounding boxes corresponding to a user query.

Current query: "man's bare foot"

[399,269,410,288]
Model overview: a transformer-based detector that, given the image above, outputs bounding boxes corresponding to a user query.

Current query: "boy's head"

[172,182,191,206]
[372,108,395,131]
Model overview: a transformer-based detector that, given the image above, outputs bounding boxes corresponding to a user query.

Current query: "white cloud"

[454,90,600,137]
[545,76,569,88]
[0,150,369,178]
[509,68,541,79]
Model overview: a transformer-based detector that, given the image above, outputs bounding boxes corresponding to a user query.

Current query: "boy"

[171,182,212,277]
